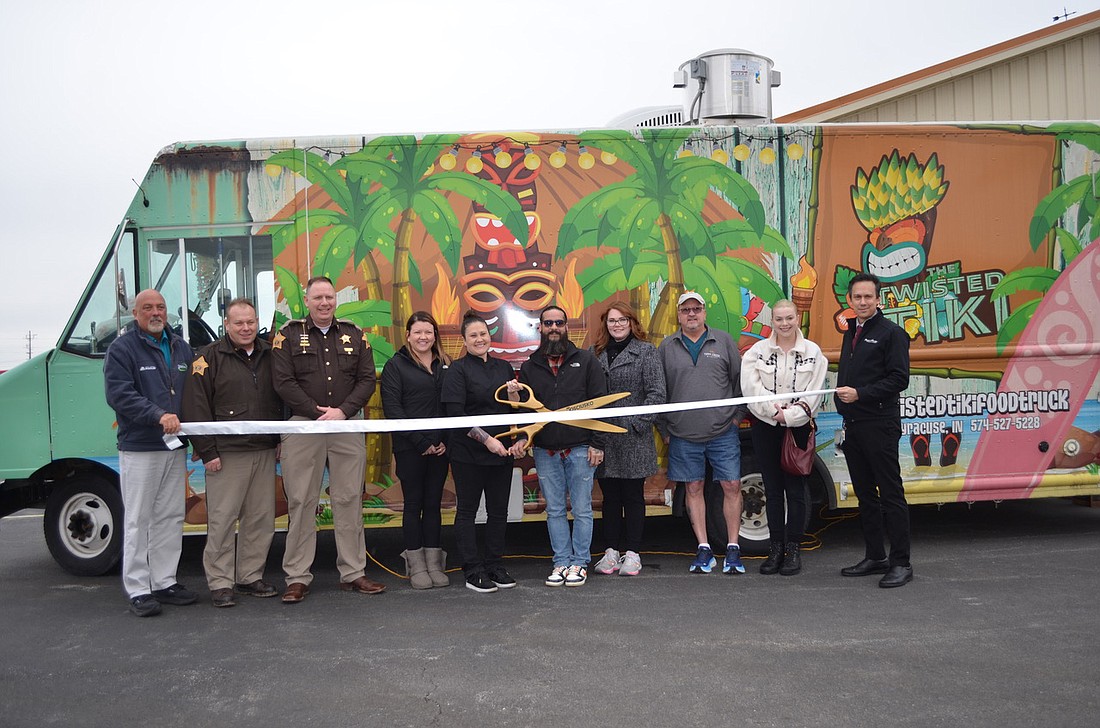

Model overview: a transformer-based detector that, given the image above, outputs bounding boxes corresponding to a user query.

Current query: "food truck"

[1,121,1097,574]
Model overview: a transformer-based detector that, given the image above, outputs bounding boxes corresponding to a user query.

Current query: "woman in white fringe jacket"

[740,299,828,576]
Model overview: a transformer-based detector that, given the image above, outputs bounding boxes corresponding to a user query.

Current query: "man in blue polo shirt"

[658,292,748,575]
[104,289,197,616]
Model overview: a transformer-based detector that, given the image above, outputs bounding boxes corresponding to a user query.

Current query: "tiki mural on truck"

[245,122,1099,530]
[261,128,791,522]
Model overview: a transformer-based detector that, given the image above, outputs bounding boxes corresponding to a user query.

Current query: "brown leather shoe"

[281,582,310,604]
[210,588,236,608]
[338,576,386,594]
[235,580,278,598]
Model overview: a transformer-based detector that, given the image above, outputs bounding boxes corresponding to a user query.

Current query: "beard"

[541,331,568,356]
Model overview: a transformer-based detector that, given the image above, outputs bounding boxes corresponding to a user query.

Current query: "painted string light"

[523,145,541,170]
[466,147,484,174]
[274,130,814,179]
[549,144,567,168]
[438,145,459,170]
[577,145,595,170]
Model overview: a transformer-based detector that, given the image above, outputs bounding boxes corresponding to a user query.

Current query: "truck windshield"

[61,232,273,356]
[60,229,137,356]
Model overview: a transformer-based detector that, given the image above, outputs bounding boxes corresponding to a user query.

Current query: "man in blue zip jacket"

[104,289,198,616]
[834,273,913,588]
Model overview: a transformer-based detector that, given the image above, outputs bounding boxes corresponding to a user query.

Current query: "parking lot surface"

[2,499,1099,727]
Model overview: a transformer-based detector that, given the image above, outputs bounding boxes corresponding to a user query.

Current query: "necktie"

[852,324,863,351]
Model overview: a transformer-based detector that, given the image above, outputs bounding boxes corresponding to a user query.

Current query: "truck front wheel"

[43,476,123,576]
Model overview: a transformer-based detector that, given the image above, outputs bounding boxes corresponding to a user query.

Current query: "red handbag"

[780,401,816,476]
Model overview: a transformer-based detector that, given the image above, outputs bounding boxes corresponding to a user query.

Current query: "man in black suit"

[834,273,913,588]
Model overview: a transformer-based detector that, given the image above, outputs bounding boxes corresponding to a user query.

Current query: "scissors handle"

[498,423,543,444]
[494,381,545,410]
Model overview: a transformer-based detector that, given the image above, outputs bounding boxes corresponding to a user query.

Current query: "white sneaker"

[564,565,588,587]
[594,548,620,575]
[618,550,642,576]
[545,565,568,587]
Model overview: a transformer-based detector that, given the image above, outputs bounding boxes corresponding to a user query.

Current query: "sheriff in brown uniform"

[183,298,282,608]
[271,276,384,603]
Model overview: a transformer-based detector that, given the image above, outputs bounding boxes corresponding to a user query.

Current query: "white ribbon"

[177,389,836,436]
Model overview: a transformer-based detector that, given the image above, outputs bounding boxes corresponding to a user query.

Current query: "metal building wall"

[828,28,1100,123]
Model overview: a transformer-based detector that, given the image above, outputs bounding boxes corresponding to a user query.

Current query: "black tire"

[43,476,123,576]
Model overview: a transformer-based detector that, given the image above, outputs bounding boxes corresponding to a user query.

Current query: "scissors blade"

[565,418,627,433]
[556,391,631,412]
[548,391,630,432]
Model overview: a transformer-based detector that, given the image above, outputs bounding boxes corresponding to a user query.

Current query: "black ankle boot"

[779,541,802,575]
[759,542,784,575]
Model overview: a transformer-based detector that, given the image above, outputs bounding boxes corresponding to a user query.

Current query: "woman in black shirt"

[441,312,522,593]
[381,312,451,589]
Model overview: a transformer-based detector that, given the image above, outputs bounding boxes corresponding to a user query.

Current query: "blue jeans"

[534,447,595,567]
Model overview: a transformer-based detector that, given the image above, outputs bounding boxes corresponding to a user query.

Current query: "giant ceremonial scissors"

[493,382,630,449]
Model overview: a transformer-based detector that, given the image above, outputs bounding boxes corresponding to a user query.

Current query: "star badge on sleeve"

[192,356,209,376]
[272,331,286,350]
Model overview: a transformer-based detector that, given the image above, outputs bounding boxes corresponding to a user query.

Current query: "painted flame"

[556,259,585,319]
[431,262,460,325]
[789,256,818,290]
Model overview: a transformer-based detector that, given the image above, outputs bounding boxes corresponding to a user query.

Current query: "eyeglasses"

[678,306,704,314]
[541,319,567,328]
[606,317,629,325]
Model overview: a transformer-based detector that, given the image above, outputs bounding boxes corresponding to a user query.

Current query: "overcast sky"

[0,0,1095,369]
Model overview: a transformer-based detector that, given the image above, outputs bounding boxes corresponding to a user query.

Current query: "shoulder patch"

[272,331,286,350]
[191,355,209,376]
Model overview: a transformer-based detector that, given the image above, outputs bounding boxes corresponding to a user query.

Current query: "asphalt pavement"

[1,499,1099,727]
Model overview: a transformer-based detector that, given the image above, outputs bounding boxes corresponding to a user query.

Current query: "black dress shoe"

[879,565,913,588]
[840,558,890,577]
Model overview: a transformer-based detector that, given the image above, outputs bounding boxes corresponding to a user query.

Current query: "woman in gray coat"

[591,301,666,576]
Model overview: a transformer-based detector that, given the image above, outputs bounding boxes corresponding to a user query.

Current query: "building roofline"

[776,9,1100,123]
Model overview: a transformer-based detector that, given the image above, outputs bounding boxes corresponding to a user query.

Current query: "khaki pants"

[202,449,277,590]
[280,417,367,585]
[119,449,186,598]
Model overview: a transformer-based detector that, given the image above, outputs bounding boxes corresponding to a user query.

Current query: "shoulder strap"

[793,400,815,430]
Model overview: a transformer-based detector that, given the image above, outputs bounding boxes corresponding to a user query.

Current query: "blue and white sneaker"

[723,544,746,574]
[689,545,716,573]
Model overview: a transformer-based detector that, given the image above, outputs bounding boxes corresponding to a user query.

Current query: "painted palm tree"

[332,134,530,337]
[266,148,386,309]
[267,136,529,340]
[557,128,791,337]
[267,137,527,489]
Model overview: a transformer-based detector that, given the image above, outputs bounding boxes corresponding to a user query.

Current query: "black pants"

[749,419,808,544]
[451,460,511,574]
[598,477,645,553]
[394,449,449,550]
[843,419,911,566]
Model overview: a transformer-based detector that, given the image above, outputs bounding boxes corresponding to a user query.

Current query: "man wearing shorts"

[658,292,748,574]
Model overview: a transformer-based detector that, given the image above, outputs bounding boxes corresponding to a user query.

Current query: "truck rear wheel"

[703,451,817,556]
[43,476,123,576]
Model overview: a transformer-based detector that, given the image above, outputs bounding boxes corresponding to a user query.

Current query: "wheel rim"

[57,492,115,560]
[739,472,769,543]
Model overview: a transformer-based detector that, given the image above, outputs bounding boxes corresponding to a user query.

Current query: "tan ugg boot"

[423,547,451,588]
[401,548,433,590]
